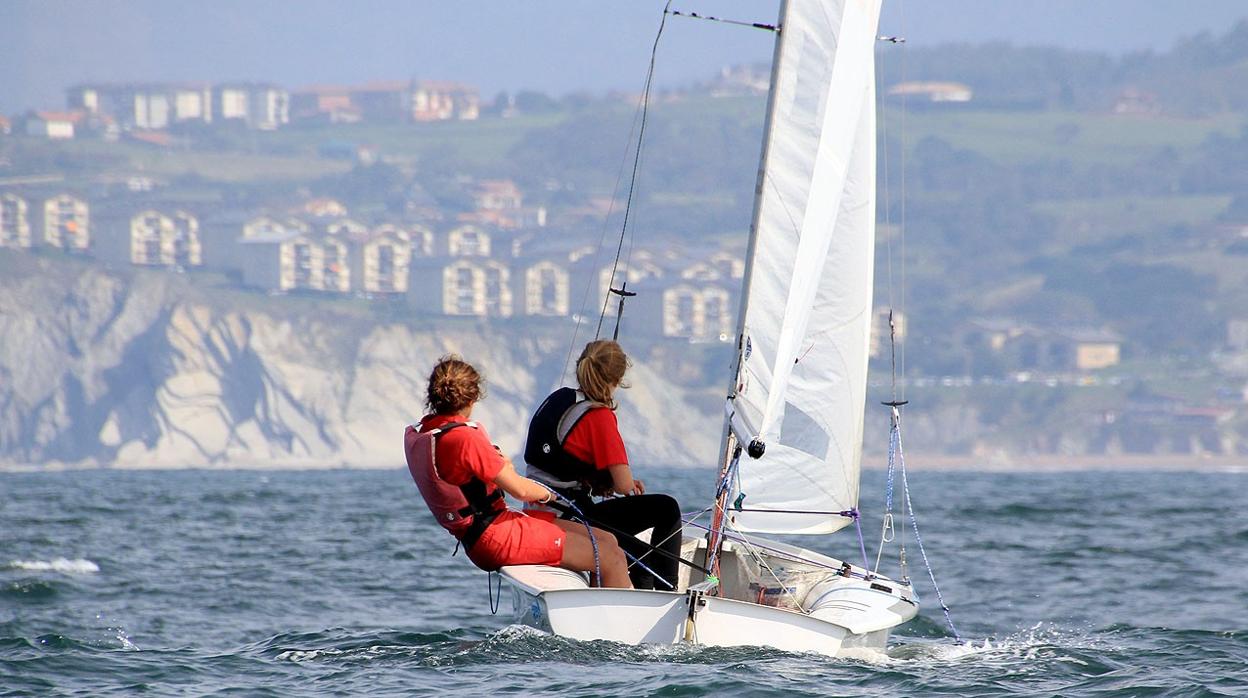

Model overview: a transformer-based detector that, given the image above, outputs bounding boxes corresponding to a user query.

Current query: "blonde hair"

[576,340,630,407]
[425,355,485,414]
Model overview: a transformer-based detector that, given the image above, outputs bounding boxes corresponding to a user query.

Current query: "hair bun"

[426,355,484,414]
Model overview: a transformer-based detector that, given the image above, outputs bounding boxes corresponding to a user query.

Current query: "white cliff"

[0,257,720,469]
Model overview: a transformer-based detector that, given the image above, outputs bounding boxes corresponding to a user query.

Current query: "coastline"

[3,454,1246,474]
[861,453,1248,473]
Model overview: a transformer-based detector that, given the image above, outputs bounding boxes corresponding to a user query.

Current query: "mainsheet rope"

[544,488,601,586]
[545,488,684,591]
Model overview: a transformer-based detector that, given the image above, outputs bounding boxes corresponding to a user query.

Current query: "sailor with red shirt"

[411,414,562,571]
[523,341,684,590]
[405,355,631,588]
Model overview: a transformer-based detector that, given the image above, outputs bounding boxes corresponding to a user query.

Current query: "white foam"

[490,624,549,641]
[887,622,1091,666]
[115,628,140,651]
[838,646,898,665]
[9,558,100,574]
[276,648,343,662]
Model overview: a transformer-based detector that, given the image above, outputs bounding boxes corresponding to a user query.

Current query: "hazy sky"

[2,0,1247,114]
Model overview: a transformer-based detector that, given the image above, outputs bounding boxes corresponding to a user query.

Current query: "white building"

[239,229,350,294]
[215,83,289,130]
[351,225,413,295]
[0,193,32,248]
[35,194,90,250]
[94,209,203,267]
[523,260,571,316]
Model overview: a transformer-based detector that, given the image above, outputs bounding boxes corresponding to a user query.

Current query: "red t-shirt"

[562,407,628,470]
[419,414,505,498]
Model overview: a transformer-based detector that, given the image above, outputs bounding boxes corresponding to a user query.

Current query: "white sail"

[725,0,882,534]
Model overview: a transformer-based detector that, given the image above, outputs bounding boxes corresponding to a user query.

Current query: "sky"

[2,0,1247,115]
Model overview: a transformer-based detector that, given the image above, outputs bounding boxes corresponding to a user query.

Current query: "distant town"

[1,72,1133,367]
[3,44,1248,464]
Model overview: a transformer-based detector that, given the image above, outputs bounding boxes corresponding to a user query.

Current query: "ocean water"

[2,466,1245,697]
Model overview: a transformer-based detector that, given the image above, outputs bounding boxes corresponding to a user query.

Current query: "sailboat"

[499,0,922,656]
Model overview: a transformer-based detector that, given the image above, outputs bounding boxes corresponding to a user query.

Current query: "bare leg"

[552,519,632,589]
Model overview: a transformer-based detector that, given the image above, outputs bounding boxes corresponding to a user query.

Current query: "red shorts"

[466,510,565,571]
[521,505,558,523]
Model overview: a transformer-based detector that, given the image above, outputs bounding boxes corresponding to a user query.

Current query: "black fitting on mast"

[609,282,637,341]
[746,439,766,459]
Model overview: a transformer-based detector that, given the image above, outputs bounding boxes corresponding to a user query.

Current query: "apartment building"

[94,209,202,267]
[34,194,90,250]
[0,193,32,248]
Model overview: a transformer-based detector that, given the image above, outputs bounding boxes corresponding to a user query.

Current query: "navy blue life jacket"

[524,387,615,496]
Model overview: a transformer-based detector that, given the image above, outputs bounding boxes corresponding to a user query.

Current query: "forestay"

[725,0,882,535]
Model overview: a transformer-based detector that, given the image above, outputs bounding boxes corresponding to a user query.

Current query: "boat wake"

[883,622,1110,669]
[181,620,1227,696]
[268,624,780,667]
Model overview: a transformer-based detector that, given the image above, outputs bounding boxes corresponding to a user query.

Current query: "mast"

[706,0,791,579]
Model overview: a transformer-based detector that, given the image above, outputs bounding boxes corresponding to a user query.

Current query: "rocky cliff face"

[0,257,720,469]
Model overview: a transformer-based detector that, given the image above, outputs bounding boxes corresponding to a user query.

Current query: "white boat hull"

[499,536,917,657]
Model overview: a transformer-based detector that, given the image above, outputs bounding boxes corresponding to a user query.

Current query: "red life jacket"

[404,421,504,550]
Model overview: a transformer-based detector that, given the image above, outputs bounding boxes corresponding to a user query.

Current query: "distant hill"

[891,20,1248,114]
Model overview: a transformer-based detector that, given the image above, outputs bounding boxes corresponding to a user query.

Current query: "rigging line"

[596,0,672,340]
[679,504,715,523]
[878,33,898,402]
[547,500,711,575]
[623,550,675,589]
[896,423,963,642]
[873,408,900,574]
[728,508,857,517]
[899,0,909,398]
[561,90,650,386]
[666,9,778,32]
[722,515,810,613]
[681,519,884,583]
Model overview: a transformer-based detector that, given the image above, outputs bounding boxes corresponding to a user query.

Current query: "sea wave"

[8,558,100,574]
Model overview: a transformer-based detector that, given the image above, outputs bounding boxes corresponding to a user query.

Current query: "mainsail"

[724,0,882,535]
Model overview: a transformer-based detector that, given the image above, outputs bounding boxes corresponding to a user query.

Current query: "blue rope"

[545,488,673,590]
[550,491,602,586]
[885,419,899,513]
[487,570,502,614]
[871,415,901,577]
[895,434,963,643]
[716,451,740,500]
[706,450,743,579]
[850,509,870,571]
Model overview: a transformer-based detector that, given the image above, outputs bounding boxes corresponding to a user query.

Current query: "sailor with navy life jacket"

[405,355,631,587]
[523,386,616,510]
[523,340,685,590]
